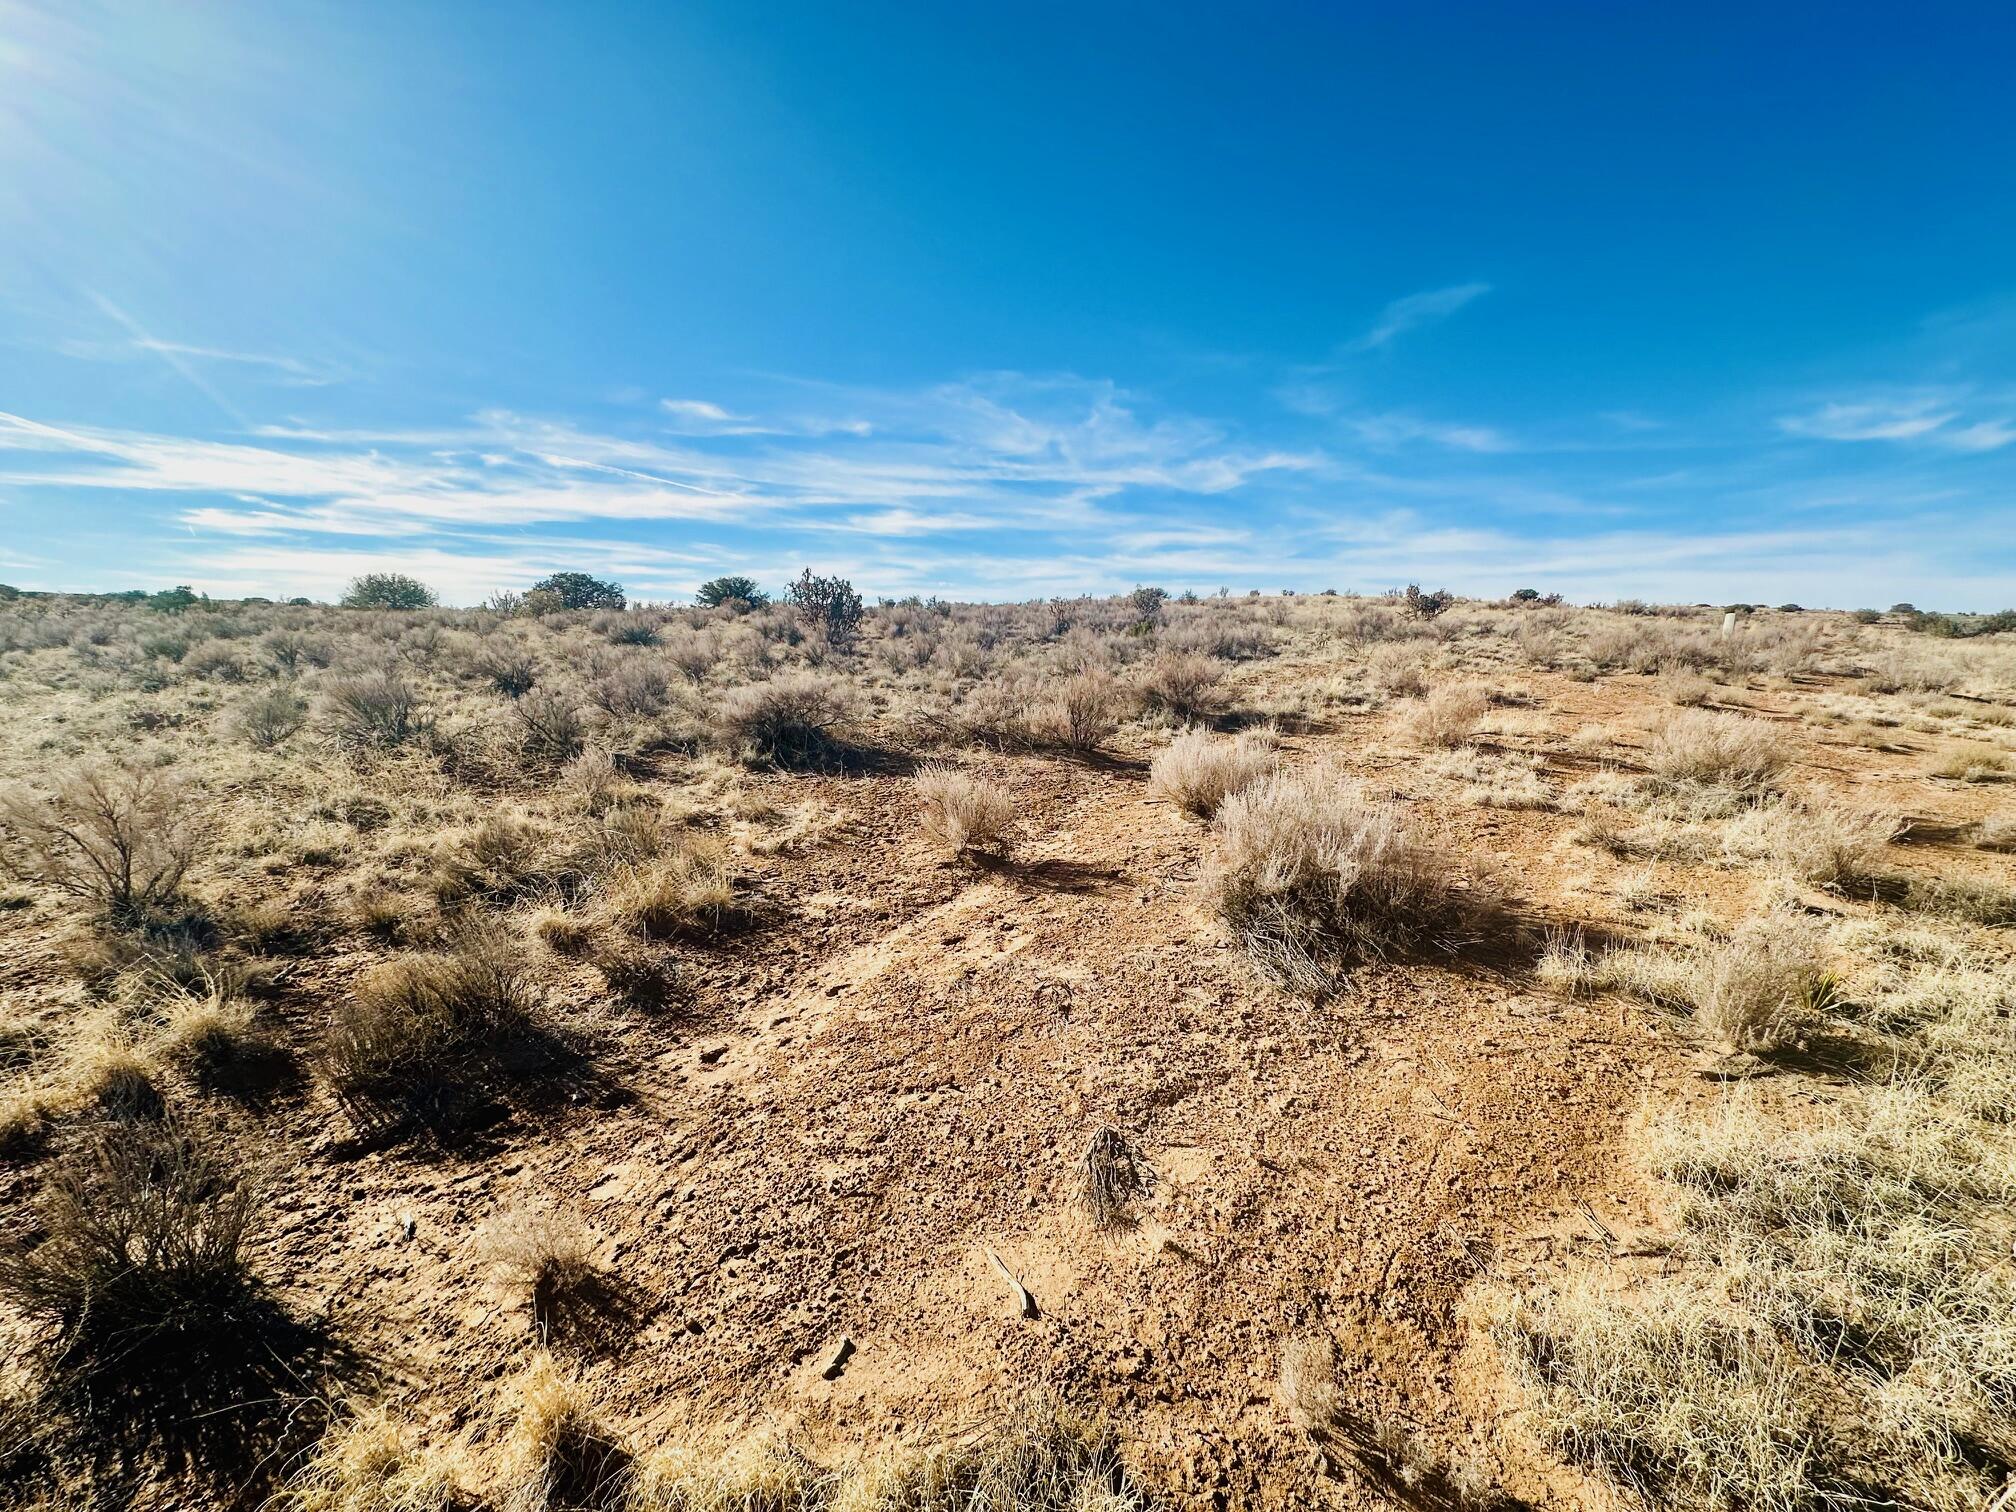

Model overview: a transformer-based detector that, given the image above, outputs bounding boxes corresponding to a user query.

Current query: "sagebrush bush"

[714,674,851,767]
[914,764,1016,855]
[1646,709,1790,791]
[1148,728,1278,819]
[512,687,587,764]
[320,672,428,749]
[1135,652,1224,722]
[0,760,200,915]
[476,642,538,698]
[237,686,308,748]
[325,930,549,1125]
[1034,670,1122,751]
[0,1120,267,1385]
[1207,765,1477,997]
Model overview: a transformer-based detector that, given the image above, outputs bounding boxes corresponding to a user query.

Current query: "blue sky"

[3,1,2014,607]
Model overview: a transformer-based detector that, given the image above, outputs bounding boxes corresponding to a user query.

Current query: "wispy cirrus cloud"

[1777,389,2016,451]
[1343,281,1491,354]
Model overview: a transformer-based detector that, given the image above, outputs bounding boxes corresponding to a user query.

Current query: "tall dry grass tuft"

[273,1402,463,1512]
[324,926,552,1127]
[1148,727,1279,819]
[914,764,1017,856]
[1645,710,1791,792]
[1206,765,1480,998]
[494,1353,629,1512]
[597,838,734,940]
[1695,910,1839,1054]
[1402,682,1490,748]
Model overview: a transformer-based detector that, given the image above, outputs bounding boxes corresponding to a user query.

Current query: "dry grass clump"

[597,839,734,940]
[832,1397,1139,1512]
[274,1402,464,1512]
[628,1439,832,1511]
[1929,743,2010,782]
[68,1032,168,1119]
[1148,727,1279,819]
[1694,911,1839,1054]
[1078,1126,1148,1231]
[1645,710,1791,792]
[1426,748,1554,809]
[1368,642,1431,697]
[1505,910,2016,1512]
[1278,1332,1505,1510]
[480,1209,614,1344]
[1134,652,1223,722]
[914,764,1016,857]
[715,674,851,768]
[1971,814,2016,852]
[1722,797,1901,887]
[1206,765,1477,998]
[1402,682,1490,748]
[0,761,200,917]
[494,1353,630,1512]
[430,814,550,904]
[324,928,552,1127]
[1492,1281,1823,1512]
[1534,931,1701,1011]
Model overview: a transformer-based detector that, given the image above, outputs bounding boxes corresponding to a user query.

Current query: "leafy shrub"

[1402,584,1455,620]
[587,658,668,720]
[0,761,201,915]
[1129,584,1169,622]
[531,572,625,610]
[594,611,658,645]
[339,573,437,610]
[695,575,768,609]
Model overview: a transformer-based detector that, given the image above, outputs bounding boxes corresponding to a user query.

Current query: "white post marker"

[1721,611,1737,639]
